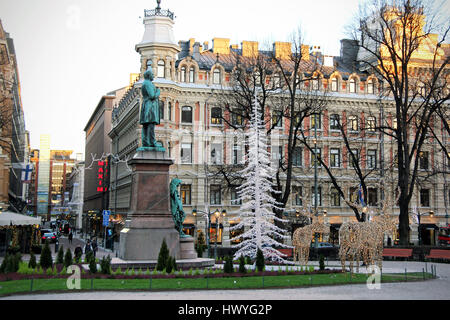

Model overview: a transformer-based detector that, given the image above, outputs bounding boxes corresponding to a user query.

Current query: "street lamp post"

[193,208,211,258]
[313,113,319,251]
[213,209,226,261]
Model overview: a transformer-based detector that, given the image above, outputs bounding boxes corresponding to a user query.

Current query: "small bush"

[238,255,246,273]
[56,245,64,264]
[319,254,325,271]
[256,248,265,272]
[39,242,53,270]
[224,255,234,274]
[85,251,94,264]
[245,256,252,265]
[100,255,112,274]
[28,252,37,269]
[89,257,97,274]
[64,249,73,268]
[156,239,170,272]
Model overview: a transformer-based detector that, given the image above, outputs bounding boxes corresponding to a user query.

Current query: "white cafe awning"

[0,211,42,227]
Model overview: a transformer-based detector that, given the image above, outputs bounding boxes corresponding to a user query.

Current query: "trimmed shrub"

[28,252,37,269]
[224,255,234,274]
[319,254,325,271]
[89,257,97,274]
[100,255,112,275]
[238,255,246,273]
[256,248,265,272]
[56,245,64,264]
[39,242,53,270]
[156,239,170,271]
[64,249,73,268]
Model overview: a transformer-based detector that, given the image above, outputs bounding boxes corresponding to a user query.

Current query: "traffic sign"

[102,210,111,226]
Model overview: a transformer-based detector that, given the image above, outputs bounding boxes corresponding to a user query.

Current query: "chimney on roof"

[193,42,201,60]
[273,42,291,60]
[301,44,310,61]
[203,41,209,51]
[242,40,259,57]
[212,38,230,55]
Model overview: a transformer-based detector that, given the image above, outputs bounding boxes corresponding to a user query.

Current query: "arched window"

[157,60,165,78]
[349,78,356,93]
[168,102,172,121]
[159,100,164,120]
[181,106,192,123]
[213,68,221,84]
[367,79,374,94]
[181,66,186,82]
[189,67,195,83]
[331,77,338,92]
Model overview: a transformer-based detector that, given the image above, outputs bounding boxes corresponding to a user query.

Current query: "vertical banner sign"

[97,160,109,193]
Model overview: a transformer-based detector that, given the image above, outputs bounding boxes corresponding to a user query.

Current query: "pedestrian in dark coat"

[92,239,98,258]
[84,240,92,255]
[68,231,73,244]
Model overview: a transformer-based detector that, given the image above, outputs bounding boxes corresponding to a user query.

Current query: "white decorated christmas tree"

[230,92,291,262]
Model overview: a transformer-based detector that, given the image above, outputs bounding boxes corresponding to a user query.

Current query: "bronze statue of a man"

[140,68,162,149]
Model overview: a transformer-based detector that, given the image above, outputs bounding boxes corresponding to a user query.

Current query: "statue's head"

[144,69,154,81]
[170,178,182,190]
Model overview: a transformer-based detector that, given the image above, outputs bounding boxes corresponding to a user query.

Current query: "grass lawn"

[0,271,434,297]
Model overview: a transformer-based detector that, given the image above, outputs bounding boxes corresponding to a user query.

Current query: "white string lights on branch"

[84,153,132,172]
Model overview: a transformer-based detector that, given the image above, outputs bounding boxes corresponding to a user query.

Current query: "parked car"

[42,232,58,244]
[39,228,53,236]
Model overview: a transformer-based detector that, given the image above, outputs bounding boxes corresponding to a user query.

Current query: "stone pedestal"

[179,237,197,259]
[119,149,180,260]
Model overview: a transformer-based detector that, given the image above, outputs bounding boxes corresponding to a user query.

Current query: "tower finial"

[156,0,161,10]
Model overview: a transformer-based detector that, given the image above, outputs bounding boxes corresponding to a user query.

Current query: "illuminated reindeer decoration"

[339,185,398,273]
[292,195,330,265]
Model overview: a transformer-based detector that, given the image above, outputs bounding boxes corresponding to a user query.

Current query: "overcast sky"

[0,0,448,157]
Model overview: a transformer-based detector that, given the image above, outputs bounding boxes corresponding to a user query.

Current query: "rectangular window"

[181,106,193,123]
[233,143,242,165]
[180,185,191,205]
[211,143,222,165]
[272,145,283,161]
[330,148,341,168]
[211,107,222,125]
[366,116,376,132]
[348,115,359,132]
[231,186,242,206]
[231,109,244,127]
[272,110,283,128]
[181,143,192,164]
[292,147,302,167]
[311,148,322,167]
[349,187,358,204]
[367,149,377,169]
[331,78,338,92]
[349,149,359,168]
[330,114,340,131]
[419,151,429,170]
[293,186,303,206]
[311,186,322,207]
[331,187,340,206]
[210,185,222,205]
[311,113,321,130]
[420,189,430,207]
[368,188,378,206]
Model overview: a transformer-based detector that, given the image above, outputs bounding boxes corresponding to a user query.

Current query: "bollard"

[422,268,425,280]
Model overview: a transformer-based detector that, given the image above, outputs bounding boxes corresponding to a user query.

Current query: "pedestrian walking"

[68,231,73,244]
[92,238,98,258]
[84,240,92,255]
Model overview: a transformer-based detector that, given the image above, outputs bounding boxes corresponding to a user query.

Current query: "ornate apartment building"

[0,20,28,213]
[107,2,449,248]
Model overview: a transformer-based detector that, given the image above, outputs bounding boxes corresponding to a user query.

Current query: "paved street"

[1,260,449,300]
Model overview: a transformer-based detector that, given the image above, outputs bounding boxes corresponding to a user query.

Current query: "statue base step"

[179,236,197,259]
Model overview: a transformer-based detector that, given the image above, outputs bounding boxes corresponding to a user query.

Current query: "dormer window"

[331,77,338,92]
[213,68,221,84]
[157,60,165,78]
[349,78,356,93]
[189,67,195,83]
[181,67,186,82]
[367,79,374,94]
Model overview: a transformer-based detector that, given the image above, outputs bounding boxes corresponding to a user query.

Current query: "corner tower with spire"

[136,0,180,80]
